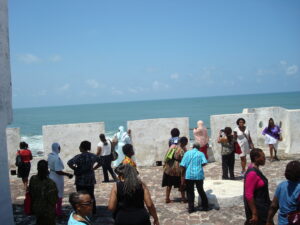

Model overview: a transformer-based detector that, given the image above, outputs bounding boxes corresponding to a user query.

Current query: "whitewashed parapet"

[43,122,105,167]
[6,128,21,169]
[210,113,257,162]
[210,107,300,162]
[128,117,189,167]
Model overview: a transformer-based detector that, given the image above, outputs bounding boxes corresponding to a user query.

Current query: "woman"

[29,160,58,225]
[266,161,300,225]
[96,134,117,182]
[16,141,33,190]
[113,126,132,167]
[234,118,254,175]
[108,164,159,225]
[262,118,281,162]
[122,144,137,168]
[67,141,102,214]
[193,120,209,160]
[168,128,180,147]
[162,137,188,203]
[244,148,271,225]
[68,191,93,225]
[217,127,235,180]
[48,142,73,216]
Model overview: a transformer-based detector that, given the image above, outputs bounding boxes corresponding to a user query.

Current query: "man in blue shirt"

[180,142,208,213]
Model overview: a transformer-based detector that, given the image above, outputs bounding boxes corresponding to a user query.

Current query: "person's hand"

[249,214,258,225]
[250,143,254,149]
[153,218,159,225]
[181,177,185,186]
[68,174,73,179]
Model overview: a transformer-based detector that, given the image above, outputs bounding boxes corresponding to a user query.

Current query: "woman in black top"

[108,164,159,225]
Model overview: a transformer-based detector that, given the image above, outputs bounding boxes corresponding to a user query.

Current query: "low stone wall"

[210,107,300,162]
[6,128,20,169]
[128,117,189,166]
[43,122,105,167]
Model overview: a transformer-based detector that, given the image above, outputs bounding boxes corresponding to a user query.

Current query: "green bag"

[165,146,177,162]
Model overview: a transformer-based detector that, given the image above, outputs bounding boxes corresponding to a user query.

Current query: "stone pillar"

[0,0,14,224]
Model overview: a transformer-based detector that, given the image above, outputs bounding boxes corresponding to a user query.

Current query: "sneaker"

[188,208,196,214]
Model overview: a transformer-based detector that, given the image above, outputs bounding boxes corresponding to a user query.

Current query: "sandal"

[165,199,173,203]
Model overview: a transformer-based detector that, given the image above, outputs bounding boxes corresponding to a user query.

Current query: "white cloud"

[286,65,298,75]
[198,67,215,85]
[111,87,123,95]
[17,53,41,64]
[49,55,62,62]
[280,60,287,66]
[280,60,298,76]
[58,83,70,92]
[86,79,99,89]
[170,73,179,80]
[152,80,169,90]
[128,87,145,94]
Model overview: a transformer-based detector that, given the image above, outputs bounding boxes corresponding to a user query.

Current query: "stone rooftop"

[11,158,293,225]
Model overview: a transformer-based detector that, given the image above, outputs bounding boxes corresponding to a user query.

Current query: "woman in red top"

[17,142,33,189]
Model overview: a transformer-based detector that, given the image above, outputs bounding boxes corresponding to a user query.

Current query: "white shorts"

[265,134,278,148]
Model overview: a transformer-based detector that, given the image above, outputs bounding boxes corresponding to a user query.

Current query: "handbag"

[234,142,242,154]
[24,191,32,215]
[15,151,23,167]
[164,145,177,162]
[109,140,118,161]
[287,211,300,225]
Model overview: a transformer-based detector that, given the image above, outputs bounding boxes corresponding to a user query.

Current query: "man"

[180,142,209,213]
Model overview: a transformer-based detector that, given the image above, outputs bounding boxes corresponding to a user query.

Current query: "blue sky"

[8,0,300,108]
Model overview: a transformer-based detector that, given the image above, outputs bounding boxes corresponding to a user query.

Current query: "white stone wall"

[43,122,105,167]
[287,110,300,154]
[210,113,257,162]
[210,107,300,162]
[128,117,189,166]
[6,128,21,168]
[0,0,14,223]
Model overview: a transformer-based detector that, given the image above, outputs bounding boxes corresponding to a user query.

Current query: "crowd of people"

[14,118,300,225]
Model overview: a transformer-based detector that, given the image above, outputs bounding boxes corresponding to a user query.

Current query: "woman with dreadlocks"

[108,164,159,225]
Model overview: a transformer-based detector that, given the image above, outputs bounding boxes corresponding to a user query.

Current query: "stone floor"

[11,158,294,225]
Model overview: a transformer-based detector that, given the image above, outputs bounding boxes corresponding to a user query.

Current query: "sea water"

[9,92,300,155]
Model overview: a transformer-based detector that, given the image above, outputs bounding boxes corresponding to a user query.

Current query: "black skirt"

[17,162,31,178]
[162,172,181,188]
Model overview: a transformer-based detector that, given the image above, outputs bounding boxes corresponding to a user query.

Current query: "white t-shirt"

[97,141,111,156]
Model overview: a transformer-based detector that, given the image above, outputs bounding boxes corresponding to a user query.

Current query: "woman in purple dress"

[262,118,282,162]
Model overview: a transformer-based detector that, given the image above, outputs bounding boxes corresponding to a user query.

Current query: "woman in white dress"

[112,126,132,167]
[234,118,254,176]
[47,142,73,216]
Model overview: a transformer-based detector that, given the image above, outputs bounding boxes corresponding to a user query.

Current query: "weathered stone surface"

[43,122,105,166]
[128,117,189,166]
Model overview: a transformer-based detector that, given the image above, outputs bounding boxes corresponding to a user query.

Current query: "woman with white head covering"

[193,120,209,160]
[48,142,73,216]
[112,126,132,167]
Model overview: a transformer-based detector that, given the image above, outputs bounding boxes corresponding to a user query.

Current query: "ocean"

[9,92,300,155]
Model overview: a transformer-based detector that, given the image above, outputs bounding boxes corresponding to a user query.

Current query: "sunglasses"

[79,200,94,206]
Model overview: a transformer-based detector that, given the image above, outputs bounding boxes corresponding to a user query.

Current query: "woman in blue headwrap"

[112,126,132,167]
[47,142,73,216]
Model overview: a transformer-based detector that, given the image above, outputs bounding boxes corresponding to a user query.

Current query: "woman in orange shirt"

[17,142,33,190]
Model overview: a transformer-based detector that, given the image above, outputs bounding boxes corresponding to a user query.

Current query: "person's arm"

[96,146,102,156]
[266,196,278,225]
[93,155,102,170]
[143,183,159,225]
[55,170,73,178]
[107,183,117,211]
[180,166,186,186]
[29,151,33,160]
[245,171,260,224]
[67,158,76,170]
